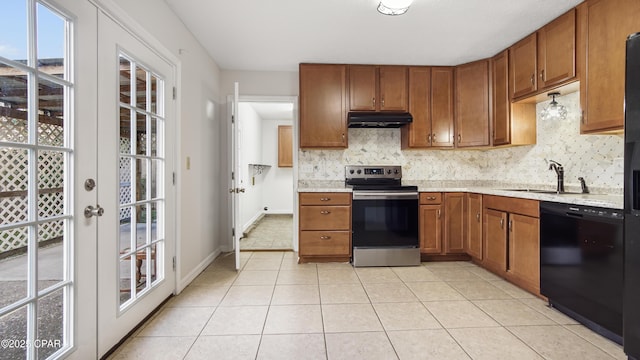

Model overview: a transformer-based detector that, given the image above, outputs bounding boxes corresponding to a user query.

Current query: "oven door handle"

[352,192,419,200]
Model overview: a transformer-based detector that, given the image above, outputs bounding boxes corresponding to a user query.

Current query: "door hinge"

[172,172,176,185]
[172,87,176,100]
[232,171,235,180]
[231,114,235,124]
[172,256,176,271]
[232,227,235,237]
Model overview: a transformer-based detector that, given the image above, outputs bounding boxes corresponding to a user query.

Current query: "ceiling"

[245,102,294,121]
[164,0,583,72]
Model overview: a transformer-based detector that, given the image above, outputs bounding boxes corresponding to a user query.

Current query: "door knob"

[84,205,104,218]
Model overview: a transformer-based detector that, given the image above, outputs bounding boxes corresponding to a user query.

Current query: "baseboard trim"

[176,249,220,293]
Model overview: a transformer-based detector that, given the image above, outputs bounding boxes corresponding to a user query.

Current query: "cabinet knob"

[372,97,376,107]
[540,69,545,80]
[320,210,331,215]
[437,209,441,219]
[476,213,480,222]
[427,134,431,144]
[381,98,385,107]
[530,73,535,85]
[500,218,504,228]
[320,235,332,240]
[320,198,331,201]
[509,219,513,232]
[457,134,461,144]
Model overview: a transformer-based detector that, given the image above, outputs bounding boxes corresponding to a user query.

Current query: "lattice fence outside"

[1,116,65,254]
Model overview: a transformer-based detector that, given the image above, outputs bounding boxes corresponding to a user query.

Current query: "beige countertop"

[297,180,623,209]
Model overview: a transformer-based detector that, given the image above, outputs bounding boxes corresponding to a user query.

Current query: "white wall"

[105,0,225,289]
[262,119,294,214]
[238,103,264,231]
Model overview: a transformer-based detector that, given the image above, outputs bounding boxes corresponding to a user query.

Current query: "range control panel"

[345,165,402,180]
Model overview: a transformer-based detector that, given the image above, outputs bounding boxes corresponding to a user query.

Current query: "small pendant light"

[377,0,414,15]
[541,92,568,121]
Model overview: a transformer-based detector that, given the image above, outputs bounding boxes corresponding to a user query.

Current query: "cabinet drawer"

[299,206,350,230]
[299,231,351,256]
[299,192,351,206]
[420,192,442,204]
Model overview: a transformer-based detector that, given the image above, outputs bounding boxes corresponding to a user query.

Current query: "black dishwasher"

[540,201,623,344]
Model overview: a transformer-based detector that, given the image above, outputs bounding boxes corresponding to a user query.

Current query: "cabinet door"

[508,214,540,293]
[455,60,490,147]
[483,209,507,273]
[278,125,293,167]
[444,193,466,254]
[403,67,431,148]
[379,66,408,111]
[431,67,455,147]
[492,50,510,146]
[538,9,576,89]
[466,193,483,260]
[420,204,442,254]
[299,64,348,148]
[510,33,537,99]
[581,0,640,133]
[349,65,377,111]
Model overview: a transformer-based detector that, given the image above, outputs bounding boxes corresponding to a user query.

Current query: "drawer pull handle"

[320,236,332,240]
[476,213,480,222]
[320,198,331,201]
[320,210,331,215]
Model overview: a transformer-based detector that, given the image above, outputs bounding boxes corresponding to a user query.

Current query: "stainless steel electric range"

[346,165,420,267]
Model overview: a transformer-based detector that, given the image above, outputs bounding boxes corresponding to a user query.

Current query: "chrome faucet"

[548,160,565,193]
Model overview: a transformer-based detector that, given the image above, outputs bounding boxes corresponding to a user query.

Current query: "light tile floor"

[108,252,626,360]
[240,215,293,250]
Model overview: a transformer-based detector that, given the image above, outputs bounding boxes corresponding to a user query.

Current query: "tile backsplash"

[298,92,623,192]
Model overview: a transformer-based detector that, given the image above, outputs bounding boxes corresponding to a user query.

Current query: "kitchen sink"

[500,189,584,195]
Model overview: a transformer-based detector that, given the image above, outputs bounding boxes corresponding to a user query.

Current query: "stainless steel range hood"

[347,112,413,128]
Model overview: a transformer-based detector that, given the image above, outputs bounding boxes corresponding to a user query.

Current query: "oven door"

[352,191,419,248]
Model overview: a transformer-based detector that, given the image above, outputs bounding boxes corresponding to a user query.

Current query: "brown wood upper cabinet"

[579,0,640,133]
[349,65,408,112]
[402,66,454,148]
[299,64,348,148]
[491,50,536,147]
[510,9,576,100]
[455,60,490,147]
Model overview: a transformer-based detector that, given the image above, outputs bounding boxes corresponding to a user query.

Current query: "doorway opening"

[236,100,295,251]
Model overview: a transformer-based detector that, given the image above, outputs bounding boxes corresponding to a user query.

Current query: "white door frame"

[226,95,299,253]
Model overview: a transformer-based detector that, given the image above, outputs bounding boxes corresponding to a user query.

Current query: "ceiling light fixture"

[377,0,413,15]
[540,92,568,121]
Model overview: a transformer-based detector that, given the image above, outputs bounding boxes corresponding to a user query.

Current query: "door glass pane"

[135,66,147,110]
[119,258,132,305]
[149,243,158,285]
[119,156,132,205]
[0,0,27,61]
[0,66,29,144]
[38,150,64,219]
[0,227,29,308]
[37,288,64,359]
[36,3,65,78]
[119,207,133,254]
[37,79,64,146]
[119,107,131,153]
[151,202,159,241]
[0,306,28,360]
[136,158,147,202]
[135,111,146,156]
[119,57,131,105]
[37,220,64,291]
[150,75,158,114]
[136,204,148,247]
[150,159,159,199]
[150,117,158,157]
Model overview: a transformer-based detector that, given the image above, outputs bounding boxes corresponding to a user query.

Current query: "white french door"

[95,11,176,357]
[230,83,242,270]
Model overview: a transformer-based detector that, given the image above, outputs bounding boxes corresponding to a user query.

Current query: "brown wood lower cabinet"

[466,193,483,260]
[483,195,540,295]
[298,192,351,262]
[420,192,468,259]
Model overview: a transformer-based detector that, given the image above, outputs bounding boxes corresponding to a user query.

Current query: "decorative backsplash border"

[298,92,623,193]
